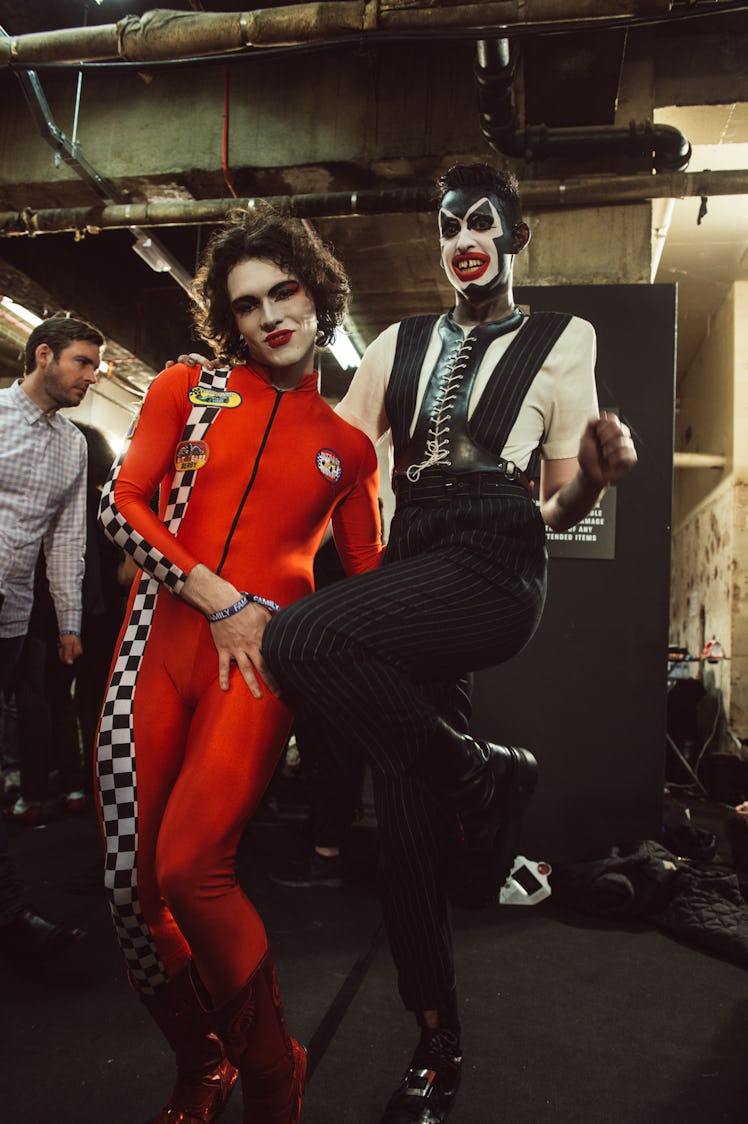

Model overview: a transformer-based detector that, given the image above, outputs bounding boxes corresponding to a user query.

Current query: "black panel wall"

[471,284,676,863]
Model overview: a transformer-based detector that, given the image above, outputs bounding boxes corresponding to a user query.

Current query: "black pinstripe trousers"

[263,489,547,1016]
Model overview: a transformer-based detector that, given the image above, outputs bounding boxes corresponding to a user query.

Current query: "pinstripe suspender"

[386,312,572,480]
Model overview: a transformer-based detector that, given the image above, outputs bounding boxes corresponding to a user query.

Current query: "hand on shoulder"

[165,352,221,370]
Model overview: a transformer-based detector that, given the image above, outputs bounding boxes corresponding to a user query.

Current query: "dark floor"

[2,782,748,1124]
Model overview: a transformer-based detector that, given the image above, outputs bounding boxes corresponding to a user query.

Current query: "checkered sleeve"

[99,464,189,595]
[98,367,200,596]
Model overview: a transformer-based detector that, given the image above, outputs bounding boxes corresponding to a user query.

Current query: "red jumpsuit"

[95,361,382,1001]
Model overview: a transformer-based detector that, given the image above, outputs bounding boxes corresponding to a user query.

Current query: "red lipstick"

[452,252,490,280]
[265,330,292,348]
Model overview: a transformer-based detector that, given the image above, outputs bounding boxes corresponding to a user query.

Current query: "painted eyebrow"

[439,209,460,230]
[439,202,493,226]
[466,199,496,219]
[231,278,299,307]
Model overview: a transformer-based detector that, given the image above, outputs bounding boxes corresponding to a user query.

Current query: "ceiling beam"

[1,168,746,238]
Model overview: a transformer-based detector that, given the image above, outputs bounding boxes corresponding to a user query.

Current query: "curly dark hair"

[435,163,523,229]
[24,315,104,374]
[191,203,350,363]
[72,421,116,491]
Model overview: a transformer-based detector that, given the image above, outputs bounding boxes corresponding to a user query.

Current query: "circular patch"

[316,448,342,483]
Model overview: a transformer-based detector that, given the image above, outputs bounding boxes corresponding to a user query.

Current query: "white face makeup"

[227,258,318,389]
[438,189,516,298]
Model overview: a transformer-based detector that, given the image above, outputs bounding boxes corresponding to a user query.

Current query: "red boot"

[209,953,306,1123]
[137,966,239,1123]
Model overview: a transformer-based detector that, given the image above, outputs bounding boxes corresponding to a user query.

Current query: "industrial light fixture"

[131,231,193,293]
[329,329,361,371]
[0,296,43,328]
[132,234,174,273]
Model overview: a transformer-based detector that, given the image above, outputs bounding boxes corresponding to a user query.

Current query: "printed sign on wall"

[544,486,617,560]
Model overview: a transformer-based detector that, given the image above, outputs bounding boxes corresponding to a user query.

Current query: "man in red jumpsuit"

[96,205,383,1124]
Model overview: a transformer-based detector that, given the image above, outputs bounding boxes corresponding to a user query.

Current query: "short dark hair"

[24,316,105,374]
[436,163,523,229]
[191,203,350,362]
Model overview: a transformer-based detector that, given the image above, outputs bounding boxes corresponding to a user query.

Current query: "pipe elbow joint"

[651,124,691,172]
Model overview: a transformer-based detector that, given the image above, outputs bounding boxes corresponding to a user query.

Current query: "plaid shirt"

[0,380,87,638]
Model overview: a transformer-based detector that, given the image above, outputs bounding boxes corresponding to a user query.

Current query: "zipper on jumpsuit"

[215,388,283,576]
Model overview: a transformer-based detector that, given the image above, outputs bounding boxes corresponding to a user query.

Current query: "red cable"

[222,66,239,199]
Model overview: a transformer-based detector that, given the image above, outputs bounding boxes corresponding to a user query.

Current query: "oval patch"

[316,448,342,483]
[188,385,242,409]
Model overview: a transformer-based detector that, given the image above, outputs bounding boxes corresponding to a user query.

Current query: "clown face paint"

[439,189,516,298]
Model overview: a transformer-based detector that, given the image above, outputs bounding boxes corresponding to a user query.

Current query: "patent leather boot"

[208,953,306,1123]
[425,717,538,907]
[137,965,238,1123]
[378,1027,462,1123]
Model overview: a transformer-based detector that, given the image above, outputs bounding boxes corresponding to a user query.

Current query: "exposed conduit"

[0,3,680,67]
[2,170,745,238]
[0,25,194,291]
[475,37,691,172]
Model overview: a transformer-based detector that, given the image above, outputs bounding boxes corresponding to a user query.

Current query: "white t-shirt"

[337,313,599,473]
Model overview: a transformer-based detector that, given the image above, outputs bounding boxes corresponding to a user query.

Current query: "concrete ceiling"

[0,0,747,434]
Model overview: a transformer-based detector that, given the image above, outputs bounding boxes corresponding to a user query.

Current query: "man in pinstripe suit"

[262,162,637,1123]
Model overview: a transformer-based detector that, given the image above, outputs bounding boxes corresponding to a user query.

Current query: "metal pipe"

[0,5,362,66]
[2,170,746,238]
[488,120,692,172]
[0,25,194,290]
[378,1,672,31]
[12,67,119,201]
[0,2,676,68]
[475,36,691,172]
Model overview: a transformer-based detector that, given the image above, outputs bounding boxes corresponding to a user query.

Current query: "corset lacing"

[405,334,476,482]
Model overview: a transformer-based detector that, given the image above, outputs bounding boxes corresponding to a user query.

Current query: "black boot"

[0,906,85,964]
[378,1027,462,1123]
[425,718,538,907]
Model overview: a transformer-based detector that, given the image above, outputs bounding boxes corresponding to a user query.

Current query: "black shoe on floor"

[269,849,344,888]
[0,906,85,964]
[378,1028,462,1123]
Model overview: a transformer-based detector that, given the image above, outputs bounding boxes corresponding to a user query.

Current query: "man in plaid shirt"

[0,315,103,965]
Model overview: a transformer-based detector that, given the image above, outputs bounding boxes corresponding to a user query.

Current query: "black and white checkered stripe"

[96,367,229,992]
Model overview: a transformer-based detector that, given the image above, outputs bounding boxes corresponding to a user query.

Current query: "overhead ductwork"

[475,37,692,172]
